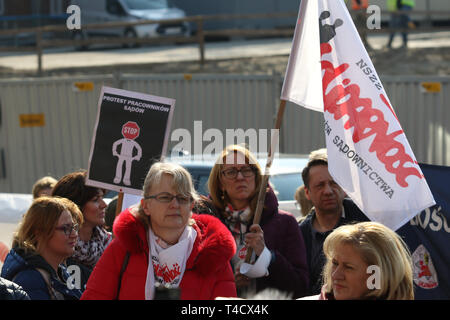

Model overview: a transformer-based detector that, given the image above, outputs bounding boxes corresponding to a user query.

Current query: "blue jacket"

[1,248,82,300]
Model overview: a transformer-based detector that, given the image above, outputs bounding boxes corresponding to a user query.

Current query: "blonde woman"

[82,162,237,300]
[300,221,414,300]
[1,197,84,300]
[206,144,309,298]
[31,176,57,199]
[294,185,313,218]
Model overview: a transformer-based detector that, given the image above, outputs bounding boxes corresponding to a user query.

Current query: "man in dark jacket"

[299,154,369,295]
[0,276,30,300]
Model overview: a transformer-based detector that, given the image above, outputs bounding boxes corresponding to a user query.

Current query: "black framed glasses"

[55,223,79,236]
[221,166,255,179]
[144,192,192,205]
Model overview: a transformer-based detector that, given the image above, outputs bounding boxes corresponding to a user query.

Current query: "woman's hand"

[244,224,265,256]
[235,271,251,288]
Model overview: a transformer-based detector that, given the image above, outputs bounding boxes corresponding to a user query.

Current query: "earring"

[221,190,225,201]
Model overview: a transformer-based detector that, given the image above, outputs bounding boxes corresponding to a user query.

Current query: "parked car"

[168,153,308,219]
[0,193,32,224]
[70,0,190,49]
[103,153,308,218]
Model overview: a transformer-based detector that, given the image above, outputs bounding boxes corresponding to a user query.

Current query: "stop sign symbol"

[122,121,140,140]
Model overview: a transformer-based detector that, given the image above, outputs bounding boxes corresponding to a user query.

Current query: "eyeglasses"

[144,192,192,205]
[221,166,255,179]
[55,223,79,236]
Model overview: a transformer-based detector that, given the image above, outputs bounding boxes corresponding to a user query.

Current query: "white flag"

[281,0,435,230]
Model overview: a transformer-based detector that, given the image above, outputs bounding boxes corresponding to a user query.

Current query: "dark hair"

[301,159,328,188]
[52,170,104,211]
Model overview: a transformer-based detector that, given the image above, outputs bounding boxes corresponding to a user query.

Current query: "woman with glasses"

[205,144,309,298]
[81,162,237,300]
[1,196,83,300]
[52,170,112,290]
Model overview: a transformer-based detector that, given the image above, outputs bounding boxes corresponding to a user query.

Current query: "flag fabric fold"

[281,0,323,112]
[281,0,435,231]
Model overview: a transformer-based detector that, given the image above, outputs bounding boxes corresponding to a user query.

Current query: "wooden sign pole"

[115,191,124,217]
[244,99,286,263]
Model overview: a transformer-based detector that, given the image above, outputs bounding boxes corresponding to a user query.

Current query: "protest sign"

[86,86,175,196]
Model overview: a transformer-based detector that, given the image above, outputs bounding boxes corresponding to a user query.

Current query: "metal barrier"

[0,10,449,75]
[0,74,448,193]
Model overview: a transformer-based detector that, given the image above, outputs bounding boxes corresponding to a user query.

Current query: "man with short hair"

[299,155,369,295]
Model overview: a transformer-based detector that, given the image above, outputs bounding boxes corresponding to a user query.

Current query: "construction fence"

[0,73,448,193]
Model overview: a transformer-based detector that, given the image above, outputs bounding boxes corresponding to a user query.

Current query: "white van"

[70,0,190,48]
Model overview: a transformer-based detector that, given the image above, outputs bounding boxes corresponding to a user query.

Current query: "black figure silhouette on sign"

[319,11,343,44]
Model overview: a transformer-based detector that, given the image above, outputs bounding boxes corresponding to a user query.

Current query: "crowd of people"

[0,0,436,302]
[0,143,416,300]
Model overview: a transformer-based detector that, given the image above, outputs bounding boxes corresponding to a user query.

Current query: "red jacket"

[352,0,369,10]
[81,208,237,300]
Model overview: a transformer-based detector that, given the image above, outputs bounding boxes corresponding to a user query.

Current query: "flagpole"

[244,99,287,263]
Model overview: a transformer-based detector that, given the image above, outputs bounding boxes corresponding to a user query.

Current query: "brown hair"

[301,159,328,189]
[302,148,329,188]
[32,176,57,199]
[207,144,262,218]
[13,196,83,254]
[52,170,104,211]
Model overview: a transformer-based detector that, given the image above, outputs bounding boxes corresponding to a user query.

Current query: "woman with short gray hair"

[82,162,237,300]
